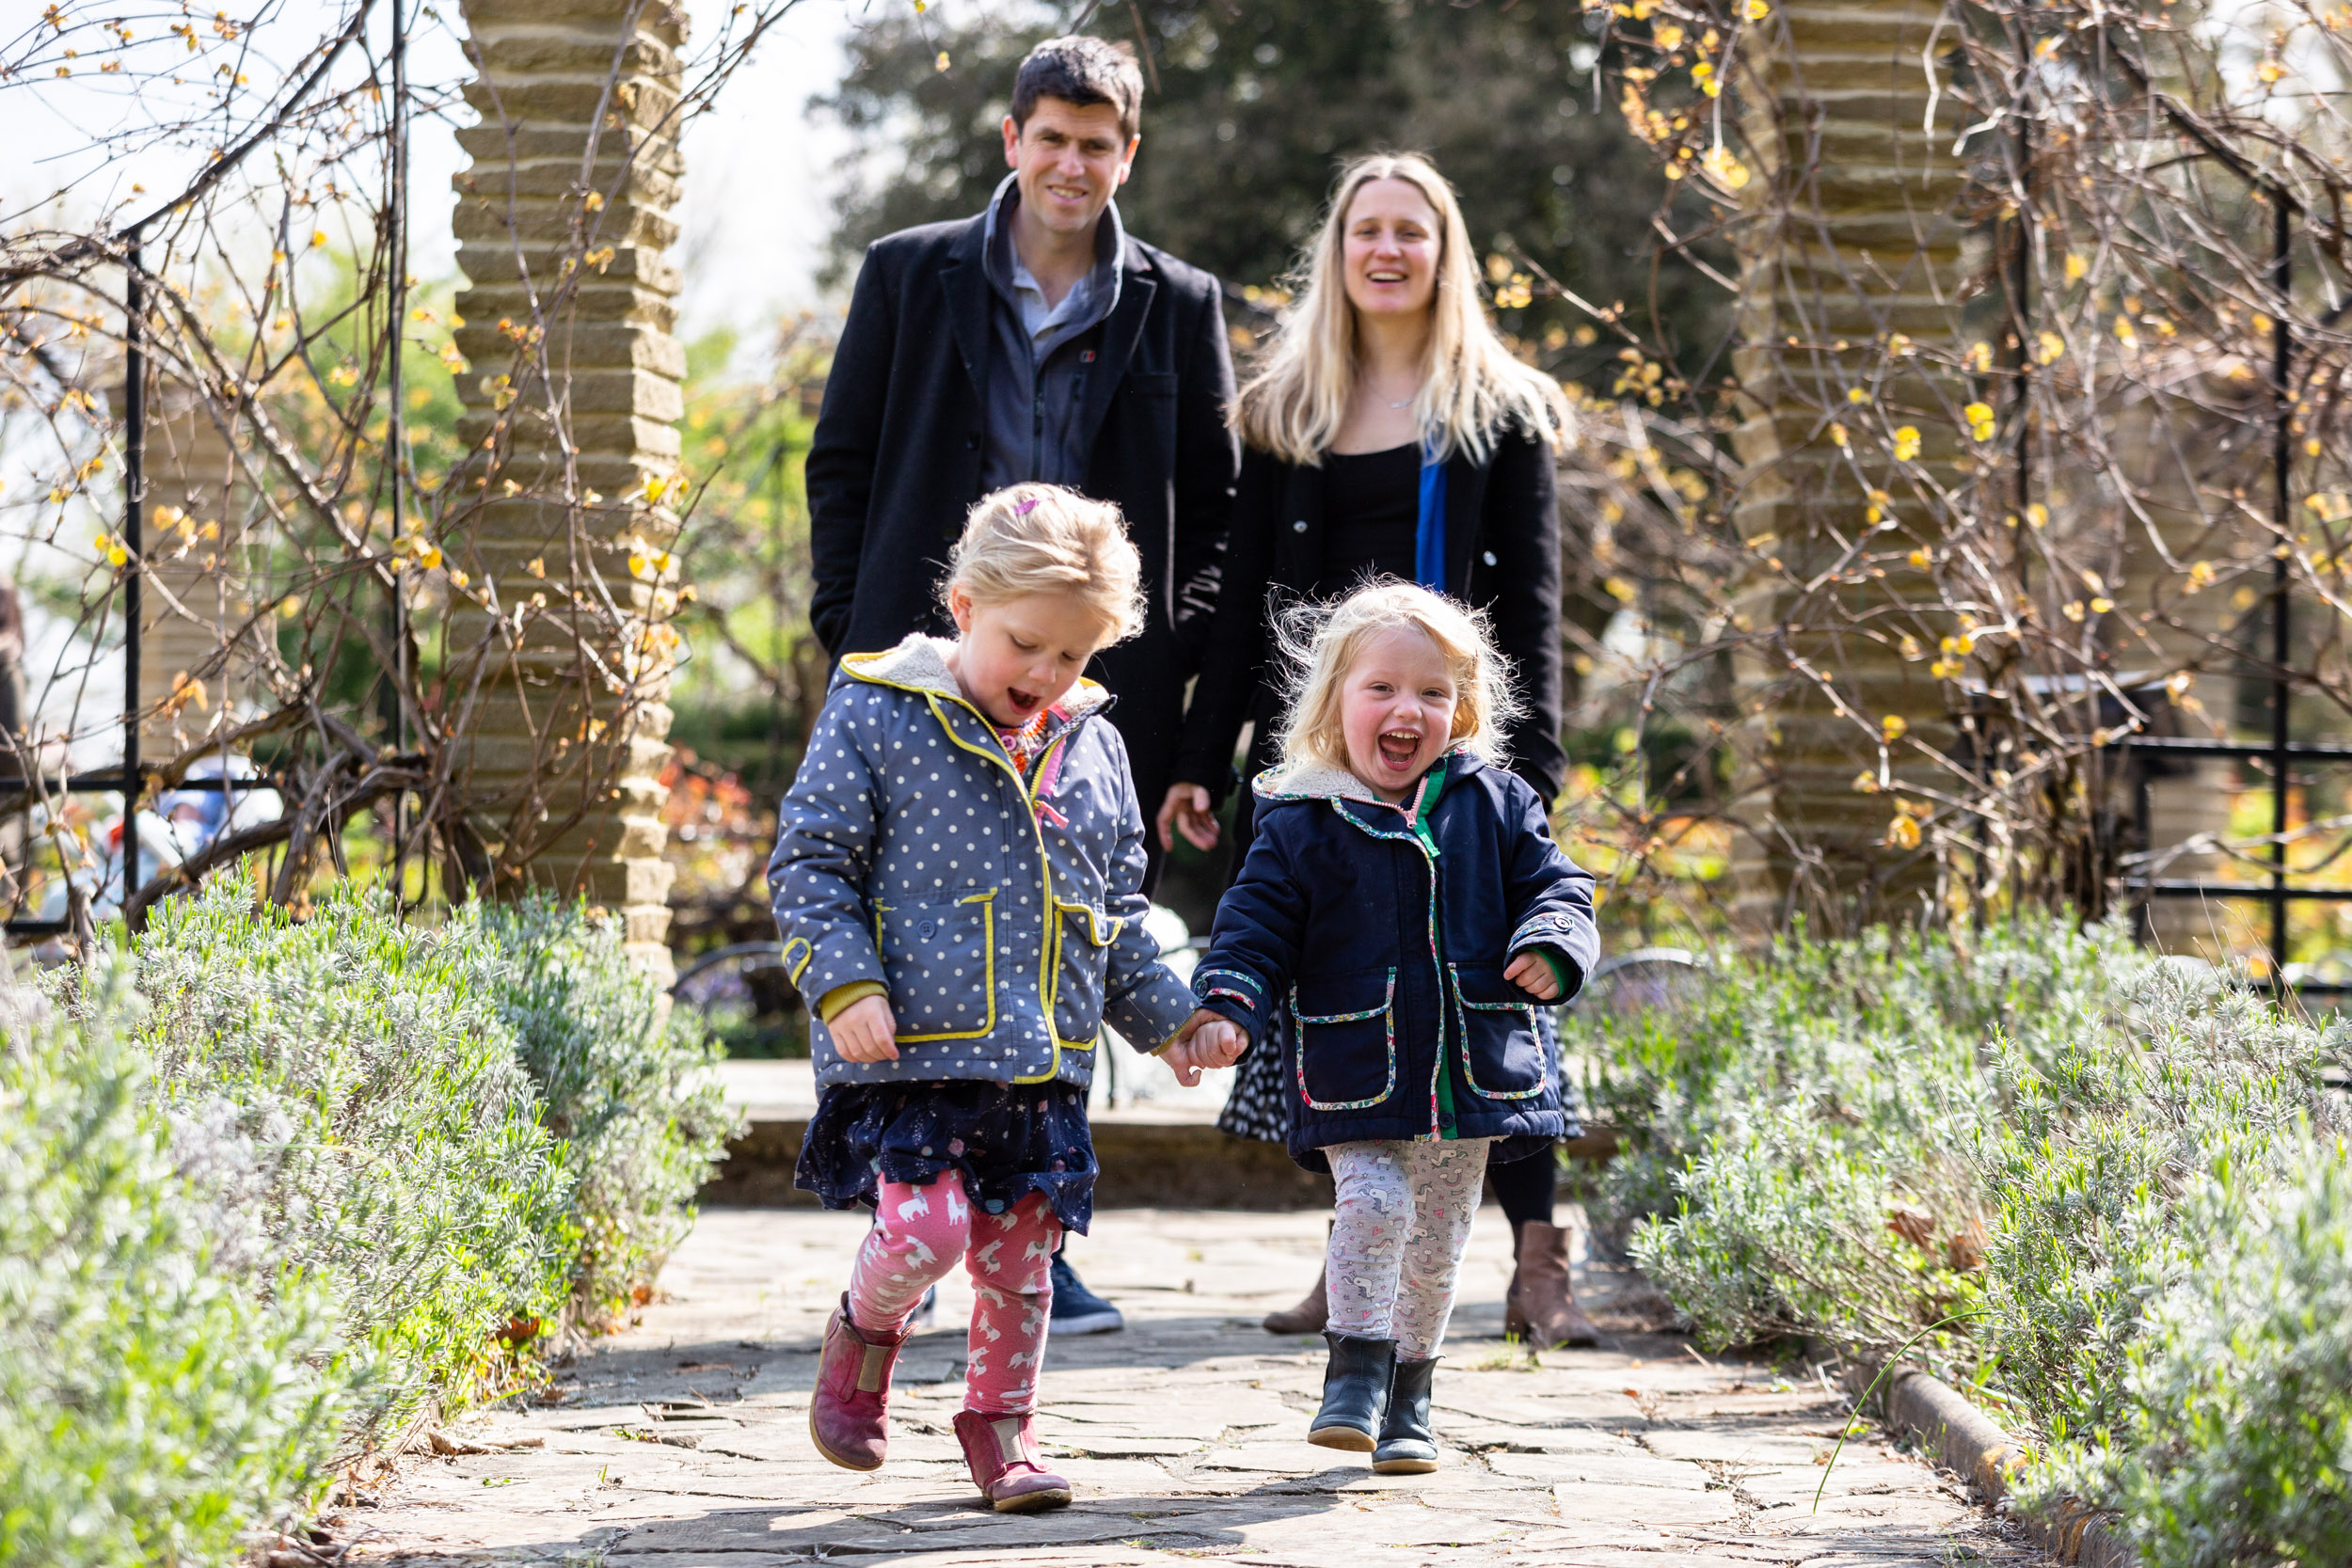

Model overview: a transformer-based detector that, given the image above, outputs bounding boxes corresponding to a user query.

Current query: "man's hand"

[1505,950,1563,1002]
[1157,782,1220,853]
[1162,1007,1247,1086]
[830,993,900,1062]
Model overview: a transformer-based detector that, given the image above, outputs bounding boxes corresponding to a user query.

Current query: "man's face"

[1000,96,1136,242]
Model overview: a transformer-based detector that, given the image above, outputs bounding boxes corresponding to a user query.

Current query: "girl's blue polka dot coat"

[766,633,1198,1089]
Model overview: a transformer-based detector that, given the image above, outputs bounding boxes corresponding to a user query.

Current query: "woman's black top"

[1319,443,1421,586]
[1170,420,1566,813]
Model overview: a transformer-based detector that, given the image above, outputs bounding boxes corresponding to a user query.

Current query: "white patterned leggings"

[1325,1137,1492,1360]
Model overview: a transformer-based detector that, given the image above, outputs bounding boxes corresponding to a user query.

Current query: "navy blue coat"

[1192,752,1600,1170]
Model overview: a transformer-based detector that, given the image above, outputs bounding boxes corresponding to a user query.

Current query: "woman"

[1156,152,1597,1349]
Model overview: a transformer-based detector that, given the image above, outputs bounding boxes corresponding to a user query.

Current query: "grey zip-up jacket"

[767,634,1198,1089]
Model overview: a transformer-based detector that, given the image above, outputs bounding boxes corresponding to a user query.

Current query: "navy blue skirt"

[795,1079,1099,1234]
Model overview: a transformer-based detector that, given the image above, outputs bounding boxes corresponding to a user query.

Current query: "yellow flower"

[1881,714,1908,742]
[1742,0,1770,18]
[2034,331,2065,366]
[414,541,443,571]
[2113,315,2137,345]
[1966,341,1994,373]
[1893,426,1922,462]
[1829,422,1850,449]
[1848,387,1869,404]
[1964,402,1996,442]
[1655,23,1684,48]
[2026,502,2049,529]
[1884,815,1922,849]
[1851,771,1882,794]
[1908,548,1931,569]
[2064,253,2088,282]
[1701,146,1751,190]
[2186,560,2217,592]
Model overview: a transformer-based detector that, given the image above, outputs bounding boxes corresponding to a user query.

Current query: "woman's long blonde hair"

[1232,152,1572,467]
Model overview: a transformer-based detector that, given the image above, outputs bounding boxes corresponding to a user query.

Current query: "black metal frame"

[4,2,404,938]
[2097,184,2352,988]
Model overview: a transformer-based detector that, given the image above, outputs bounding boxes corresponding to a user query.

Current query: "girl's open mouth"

[1376,730,1422,770]
[1005,687,1041,715]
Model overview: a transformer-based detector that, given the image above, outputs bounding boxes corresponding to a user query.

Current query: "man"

[805,36,1239,1336]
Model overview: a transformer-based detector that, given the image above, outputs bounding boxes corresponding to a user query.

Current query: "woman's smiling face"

[1341,177,1442,325]
[1339,626,1459,802]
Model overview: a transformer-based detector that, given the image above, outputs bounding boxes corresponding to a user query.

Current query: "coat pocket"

[1446,963,1549,1101]
[872,890,997,1040]
[1290,967,1398,1112]
[1049,899,1125,1050]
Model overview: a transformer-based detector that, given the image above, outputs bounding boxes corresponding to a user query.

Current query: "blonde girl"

[771,483,1242,1513]
[1177,580,1597,1471]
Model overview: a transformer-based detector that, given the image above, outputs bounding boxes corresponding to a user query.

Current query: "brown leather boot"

[808,1292,910,1470]
[1504,1220,1600,1349]
[1263,1225,1331,1335]
[954,1409,1073,1513]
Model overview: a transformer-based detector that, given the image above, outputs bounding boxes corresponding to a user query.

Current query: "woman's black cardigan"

[1169,422,1566,805]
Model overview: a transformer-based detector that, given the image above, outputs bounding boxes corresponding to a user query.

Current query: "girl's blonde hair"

[943,483,1146,644]
[1232,152,1573,467]
[1275,580,1521,774]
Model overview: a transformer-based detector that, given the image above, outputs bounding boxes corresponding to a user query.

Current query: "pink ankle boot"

[953,1409,1073,1513]
[809,1292,910,1470]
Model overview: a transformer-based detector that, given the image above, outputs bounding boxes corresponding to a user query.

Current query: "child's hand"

[1162,1008,1247,1086]
[829,993,900,1062]
[1506,950,1563,1002]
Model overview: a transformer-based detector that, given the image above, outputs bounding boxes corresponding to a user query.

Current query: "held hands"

[1162,1007,1247,1086]
[1505,950,1563,1002]
[829,993,900,1062]
[1156,782,1220,853]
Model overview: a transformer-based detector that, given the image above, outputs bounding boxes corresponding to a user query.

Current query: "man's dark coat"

[805,214,1239,819]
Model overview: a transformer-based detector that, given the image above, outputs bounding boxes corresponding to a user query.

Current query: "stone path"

[344,1207,2044,1567]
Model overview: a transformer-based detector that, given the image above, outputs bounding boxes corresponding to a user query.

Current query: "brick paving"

[344,1207,2044,1567]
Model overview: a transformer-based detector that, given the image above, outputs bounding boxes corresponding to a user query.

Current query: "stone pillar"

[135,397,262,762]
[448,0,687,977]
[1723,0,1973,927]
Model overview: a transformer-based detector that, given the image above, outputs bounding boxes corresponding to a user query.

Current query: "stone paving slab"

[340,1207,2047,1567]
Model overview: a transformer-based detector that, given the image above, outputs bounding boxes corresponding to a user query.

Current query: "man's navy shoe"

[1048,1255,1124,1335]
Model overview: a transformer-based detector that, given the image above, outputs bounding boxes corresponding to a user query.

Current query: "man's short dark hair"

[1009,36,1144,142]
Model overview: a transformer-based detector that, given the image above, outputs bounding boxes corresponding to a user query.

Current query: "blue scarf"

[1413,446,1449,592]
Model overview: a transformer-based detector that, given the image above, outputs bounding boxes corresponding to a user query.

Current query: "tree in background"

[818,0,1730,375]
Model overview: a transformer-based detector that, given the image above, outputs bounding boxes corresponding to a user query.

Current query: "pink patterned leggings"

[844,1168,1062,1415]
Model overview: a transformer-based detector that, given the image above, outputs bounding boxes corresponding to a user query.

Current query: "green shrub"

[2023,1133,2352,1566]
[1581,911,2352,1544]
[0,974,347,1565]
[1581,915,2120,1357]
[1979,963,2337,1447]
[459,895,737,1323]
[124,879,576,1448]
